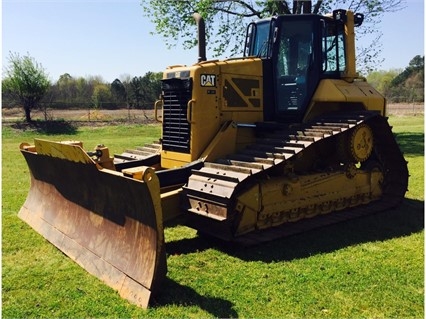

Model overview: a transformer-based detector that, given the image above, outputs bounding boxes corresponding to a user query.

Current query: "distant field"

[2,103,424,123]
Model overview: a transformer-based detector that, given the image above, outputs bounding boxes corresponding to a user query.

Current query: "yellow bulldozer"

[19,9,408,308]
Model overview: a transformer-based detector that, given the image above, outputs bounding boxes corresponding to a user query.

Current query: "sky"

[2,0,425,83]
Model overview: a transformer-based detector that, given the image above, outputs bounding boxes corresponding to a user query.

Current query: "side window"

[322,21,346,73]
[249,21,271,57]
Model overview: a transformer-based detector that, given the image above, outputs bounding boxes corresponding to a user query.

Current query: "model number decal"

[200,74,216,87]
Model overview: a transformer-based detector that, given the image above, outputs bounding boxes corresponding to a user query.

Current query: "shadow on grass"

[151,278,238,317]
[10,120,78,135]
[395,132,424,156]
[166,198,424,263]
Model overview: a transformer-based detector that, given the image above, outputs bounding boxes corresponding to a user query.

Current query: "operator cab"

[245,10,362,122]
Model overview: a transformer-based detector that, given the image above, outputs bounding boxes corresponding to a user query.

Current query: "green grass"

[2,116,424,318]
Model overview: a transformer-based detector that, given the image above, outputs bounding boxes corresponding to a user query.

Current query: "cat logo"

[200,74,216,87]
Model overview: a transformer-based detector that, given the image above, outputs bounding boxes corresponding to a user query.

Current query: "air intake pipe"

[193,13,207,62]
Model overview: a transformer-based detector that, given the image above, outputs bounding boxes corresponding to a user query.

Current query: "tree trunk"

[293,0,311,14]
[24,105,32,122]
[303,1,311,13]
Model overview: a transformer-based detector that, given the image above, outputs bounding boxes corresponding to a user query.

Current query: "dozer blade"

[18,139,167,308]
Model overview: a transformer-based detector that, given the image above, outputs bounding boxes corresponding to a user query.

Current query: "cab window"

[249,21,271,57]
[322,21,346,73]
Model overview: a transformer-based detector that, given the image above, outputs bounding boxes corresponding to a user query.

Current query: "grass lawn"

[2,115,424,318]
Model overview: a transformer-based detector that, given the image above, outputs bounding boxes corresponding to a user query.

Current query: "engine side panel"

[160,58,263,168]
[303,79,385,121]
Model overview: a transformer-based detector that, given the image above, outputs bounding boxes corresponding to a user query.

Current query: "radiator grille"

[161,78,192,153]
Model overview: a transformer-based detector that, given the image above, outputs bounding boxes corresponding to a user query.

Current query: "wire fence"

[2,101,423,124]
[386,102,424,115]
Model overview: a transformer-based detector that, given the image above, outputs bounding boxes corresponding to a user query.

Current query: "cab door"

[272,16,321,122]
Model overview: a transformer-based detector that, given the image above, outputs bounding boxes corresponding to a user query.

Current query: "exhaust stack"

[193,13,207,62]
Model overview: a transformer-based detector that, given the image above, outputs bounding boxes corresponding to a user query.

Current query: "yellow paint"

[200,121,238,162]
[159,58,264,168]
[304,79,385,121]
[34,139,94,164]
[342,11,357,81]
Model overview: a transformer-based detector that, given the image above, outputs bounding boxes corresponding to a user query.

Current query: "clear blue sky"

[2,0,424,83]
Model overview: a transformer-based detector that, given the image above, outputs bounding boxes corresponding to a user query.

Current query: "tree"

[141,0,405,72]
[366,56,424,103]
[125,72,162,109]
[366,69,401,95]
[391,55,424,86]
[92,83,112,108]
[128,76,144,108]
[3,52,50,122]
[111,78,128,106]
[56,73,76,103]
[388,55,424,102]
[74,77,92,106]
[139,72,162,107]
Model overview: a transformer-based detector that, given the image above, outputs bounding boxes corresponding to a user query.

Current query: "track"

[113,142,161,170]
[183,111,409,245]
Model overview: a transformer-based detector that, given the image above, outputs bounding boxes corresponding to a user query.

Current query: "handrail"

[187,99,195,124]
[154,100,163,123]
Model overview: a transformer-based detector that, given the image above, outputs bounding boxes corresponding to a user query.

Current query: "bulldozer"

[19,9,408,308]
